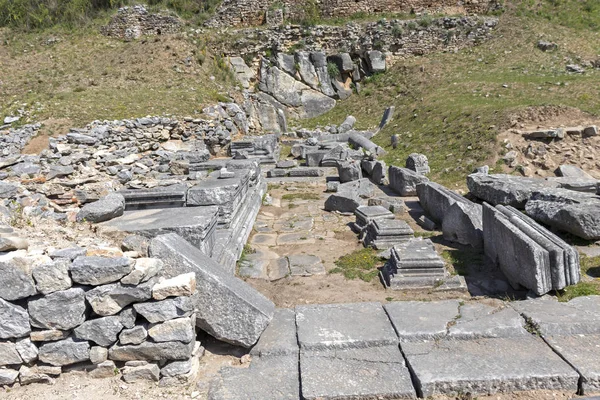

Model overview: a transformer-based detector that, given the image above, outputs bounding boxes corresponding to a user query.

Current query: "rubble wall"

[206,0,501,27]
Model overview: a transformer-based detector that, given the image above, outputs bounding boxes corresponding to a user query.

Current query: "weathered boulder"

[70,256,133,286]
[0,261,37,301]
[406,153,430,175]
[388,166,429,196]
[38,338,90,366]
[28,287,86,330]
[337,160,362,183]
[149,233,275,348]
[76,193,125,223]
[467,173,559,208]
[324,179,374,213]
[525,188,600,240]
[0,299,30,339]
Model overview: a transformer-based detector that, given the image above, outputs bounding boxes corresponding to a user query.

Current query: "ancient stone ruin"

[100,5,181,40]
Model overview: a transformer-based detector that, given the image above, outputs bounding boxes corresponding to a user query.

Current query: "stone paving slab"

[300,345,416,400]
[250,308,298,358]
[448,306,529,340]
[384,300,460,341]
[402,336,580,397]
[207,355,299,400]
[296,302,398,350]
[288,254,325,276]
[545,334,600,394]
[511,298,600,336]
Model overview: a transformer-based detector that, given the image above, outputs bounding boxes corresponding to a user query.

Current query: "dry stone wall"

[206,0,501,28]
[100,5,181,40]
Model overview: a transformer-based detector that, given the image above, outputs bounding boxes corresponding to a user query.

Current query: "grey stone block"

[15,338,38,363]
[133,296,196,323]
[467,173,560,208]
[73,316,125,347]
[448,305,529,339]
[108,339,195,361]
[208,355,299,400]
[305,150,328,167]
[148,315,195,343]
[102,206,219,258]
[70,256,133,286]
[0,368,19,385]
[28,287,87,330]
[403,336,579,397]
[122,363,160,383]
[442,201,483,248]
[511,299,600,336]
[250,308,298,358]
[0,261,37,301]
[0,341,23,366]
[119,325,148,345]
[288,167,324,177]
[0,298,30,339]
[38,338,90,366]
[76,193,125,223]
[300,345,415,400]
[545,334,600,394]
[388,166,429,196]
[525,188,600,240]
[85,279,154,316]
[296,302,397,350]
[384,300,460,341]
[32,259,72,294]
[149,233,274,348]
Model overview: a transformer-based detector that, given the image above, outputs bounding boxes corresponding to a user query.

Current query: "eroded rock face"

[525,188,600,240]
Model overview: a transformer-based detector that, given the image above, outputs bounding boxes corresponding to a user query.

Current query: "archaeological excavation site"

[0,0,600,399]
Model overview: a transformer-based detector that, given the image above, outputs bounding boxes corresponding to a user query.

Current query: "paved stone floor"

[208,296,600,399]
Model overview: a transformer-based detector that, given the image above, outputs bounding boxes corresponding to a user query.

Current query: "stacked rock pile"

[0,249,204,386]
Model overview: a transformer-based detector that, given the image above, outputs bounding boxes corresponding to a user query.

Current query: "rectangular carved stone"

[149,233,274,348]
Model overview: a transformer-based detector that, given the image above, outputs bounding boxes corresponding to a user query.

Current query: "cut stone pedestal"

[362,218,413,249]
[353,205,394,234]
[381,238,458,290]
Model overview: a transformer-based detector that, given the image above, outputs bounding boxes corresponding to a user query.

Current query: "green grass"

[441,248,485,276]
[0,25,234,128]
[329,248,381,282]
[281,193,320,201]
[302,1,600,187]
[414,231,439,239]
[557,255,600,301]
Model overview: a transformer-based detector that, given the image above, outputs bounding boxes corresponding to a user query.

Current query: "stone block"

[295,302,397,350]
[545,334,600,394]
[0,261,36,301]
[0,298,30,339]
[85,279,154,316]
[467,173,559,208]
[73,316,124,347]
[403,336,579,397]
[384,300,460,341]
[300,345,415,400]
[388,166,429,196]
[208,355,299,400]
[133,296,196,323]
[38,338,90,366]
[76,193,125,223]
[149,233,274,348]
[108,339,195,361]
[122,363,160,383]
[101,206,219,258]
[0,341,23,366]
[511,299,600,336]
[152,272,196,300]
[28,287,87,330]
[148,315,195,343]
[70,256,133,286]
[250,308,298,358]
